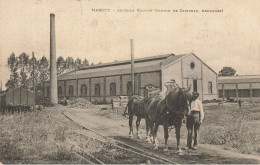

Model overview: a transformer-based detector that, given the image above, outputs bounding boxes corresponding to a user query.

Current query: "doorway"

[193,80,197,92]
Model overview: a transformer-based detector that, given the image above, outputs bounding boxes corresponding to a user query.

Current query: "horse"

[123,95,145,139]
[145,87,192,152]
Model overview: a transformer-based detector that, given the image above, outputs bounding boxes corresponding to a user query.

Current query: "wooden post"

[222,84,225,100]
[89,79,92,102]
[120,75,123,95]
[130,39,135,96]
[181,60,184,87]
[138,73,141,95]
[76,79,78,98]
[201,61,204,101]
[235,83,238,101]
[32,52,35,110]
[103,77,106,104]
[250,83,252,100]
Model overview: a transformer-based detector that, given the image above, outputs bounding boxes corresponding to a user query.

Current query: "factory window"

[81,85,87,97]
[218,90,223,98]
[95,84,100,96]
[238,89,250,97]
[208,82,212,94]
[69,85,74,97]
[127,81,132,96]
[253,89,260,97]
[58,86,62,97]
[190,62,195,69]
[110,83,116,96]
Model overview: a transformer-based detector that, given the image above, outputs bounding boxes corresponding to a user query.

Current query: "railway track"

[63,112,178,164]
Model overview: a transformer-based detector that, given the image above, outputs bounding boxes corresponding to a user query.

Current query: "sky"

[0,0,260,90]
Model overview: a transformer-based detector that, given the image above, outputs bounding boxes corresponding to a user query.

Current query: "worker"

[238,99,242,109]
[164,79,178,95]
[186,91,204,150]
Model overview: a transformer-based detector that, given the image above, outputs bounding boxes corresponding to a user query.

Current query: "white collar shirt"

[190,99,204,121]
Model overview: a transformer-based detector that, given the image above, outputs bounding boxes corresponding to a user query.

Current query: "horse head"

[166,87,192,118]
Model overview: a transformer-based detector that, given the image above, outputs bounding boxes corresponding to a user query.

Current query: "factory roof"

[44,52,216,82]
[218,75,260,84]
[57,54,179,80]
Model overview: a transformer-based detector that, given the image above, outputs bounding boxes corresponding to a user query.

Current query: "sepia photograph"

[0,0,259,164]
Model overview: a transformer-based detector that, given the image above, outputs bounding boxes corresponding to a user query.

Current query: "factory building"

[218,75,260,101]
[43,53,218,104]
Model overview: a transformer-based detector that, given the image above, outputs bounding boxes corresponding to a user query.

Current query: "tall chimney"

[50,13,58,104]
[130,39,135,95]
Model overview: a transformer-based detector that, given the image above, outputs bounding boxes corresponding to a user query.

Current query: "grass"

[200,103,260,155]
[0,110,80,164]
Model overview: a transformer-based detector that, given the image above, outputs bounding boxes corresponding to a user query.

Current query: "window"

[69,85,74,97]
[208,82,212,94]
[127,81,132,96]
[252,89,260,97]
[190,62,195,69]
[110,83,116,96]
[238,89,250,97]
[95,84,100,96]
[81,85,87,97]
[58,86,62,97]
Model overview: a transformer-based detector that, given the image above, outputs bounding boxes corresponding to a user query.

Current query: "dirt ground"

[63,103,260,164]
[1,102,259,164]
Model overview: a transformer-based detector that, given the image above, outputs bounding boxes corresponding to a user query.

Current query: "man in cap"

[186,91,204,150]
[164,79,179,95]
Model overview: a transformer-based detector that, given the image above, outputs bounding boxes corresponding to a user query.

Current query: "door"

[193,80,197,92]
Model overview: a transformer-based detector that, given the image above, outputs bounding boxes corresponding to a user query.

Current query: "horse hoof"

[137,134,142,139]
[146,138,152,143]
[154,146,159,150]
[129,134,133,138]
[178,149,183,153]
[163,148,169,152]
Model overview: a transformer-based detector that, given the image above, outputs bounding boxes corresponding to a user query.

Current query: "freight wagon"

[0,87,35,113]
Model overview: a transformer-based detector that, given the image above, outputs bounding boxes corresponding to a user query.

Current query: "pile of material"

[67,98,94,108]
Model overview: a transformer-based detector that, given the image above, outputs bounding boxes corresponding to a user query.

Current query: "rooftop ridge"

[79,53,175,70]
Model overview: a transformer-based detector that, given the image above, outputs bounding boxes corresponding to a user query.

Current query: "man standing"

[164,79,178,95]
[186,91,204,150]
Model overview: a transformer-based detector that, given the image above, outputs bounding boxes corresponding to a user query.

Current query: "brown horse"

[124,95,145,139]
[145,87,192,152]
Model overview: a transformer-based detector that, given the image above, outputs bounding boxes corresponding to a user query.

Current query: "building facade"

[43,53,217,104]
[218,75,260,101]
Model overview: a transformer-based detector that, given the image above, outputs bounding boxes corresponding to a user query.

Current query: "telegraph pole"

[130,39,135,96]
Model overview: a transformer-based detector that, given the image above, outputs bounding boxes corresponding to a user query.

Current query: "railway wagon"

[0,87,35,113]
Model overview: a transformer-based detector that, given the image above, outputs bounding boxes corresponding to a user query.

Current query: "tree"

[65,57,75,69]
[5,53,19,89]
[38,56,49,89]
[57,56,65,75]
[18,52,30,88]
[82,58,89,66]
[218,66,236,76]
[75,58,82,66]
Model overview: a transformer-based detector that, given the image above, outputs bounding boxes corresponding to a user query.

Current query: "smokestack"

[50,13,58,104]
[130,39,134,95]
